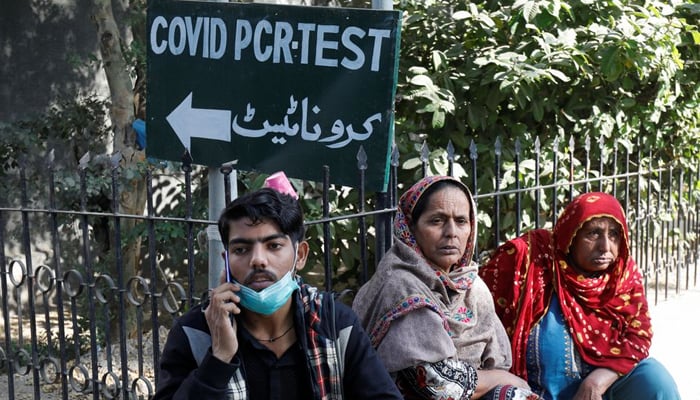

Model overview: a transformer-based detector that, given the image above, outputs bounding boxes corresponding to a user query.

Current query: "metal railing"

[1,135,698,399]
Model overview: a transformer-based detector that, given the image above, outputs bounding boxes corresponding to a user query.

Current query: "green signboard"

[146,0,401,191]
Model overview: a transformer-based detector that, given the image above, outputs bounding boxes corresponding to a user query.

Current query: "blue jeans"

[605,358,680,400]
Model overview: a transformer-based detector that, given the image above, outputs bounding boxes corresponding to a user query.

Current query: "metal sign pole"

[208,167,236,289]
[203,0,235,290]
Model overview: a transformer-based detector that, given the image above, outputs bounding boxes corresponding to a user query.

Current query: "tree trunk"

[92,0,146,339]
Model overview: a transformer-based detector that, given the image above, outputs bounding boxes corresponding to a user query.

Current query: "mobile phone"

[223,248,236,326]
[224,248,232,283]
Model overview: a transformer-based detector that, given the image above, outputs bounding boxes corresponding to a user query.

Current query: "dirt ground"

[0,326,168,399]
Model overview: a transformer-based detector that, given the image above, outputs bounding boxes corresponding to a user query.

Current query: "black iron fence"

[1,136,698,399]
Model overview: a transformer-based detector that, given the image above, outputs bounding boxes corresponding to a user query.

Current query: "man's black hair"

[217,188,305,245]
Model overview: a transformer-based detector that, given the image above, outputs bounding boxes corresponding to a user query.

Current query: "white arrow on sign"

[166,92,232,150]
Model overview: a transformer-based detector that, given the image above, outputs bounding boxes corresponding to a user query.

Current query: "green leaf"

[467,105,482,130]
[477,210,492,229]
[533,100,544,122]
[432,110,446,129]
[600,47,623,81]
[432,51,444,71]
[410,75,434,87]
[548,69,569,82]
[523,1,538,23]
[452,10,470,21]
[408,66,428,74]
[692,31,700,45]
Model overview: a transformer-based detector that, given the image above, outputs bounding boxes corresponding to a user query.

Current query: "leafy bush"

[394,0,700,248]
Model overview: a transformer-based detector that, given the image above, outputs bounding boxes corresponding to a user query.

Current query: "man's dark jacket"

[153,283,401,399]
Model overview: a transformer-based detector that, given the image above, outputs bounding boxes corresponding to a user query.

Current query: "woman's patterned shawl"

[480,192,652,377]
[352,176,512,372]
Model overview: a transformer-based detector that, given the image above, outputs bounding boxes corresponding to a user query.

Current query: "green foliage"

[0,95,109,171]
[0,95,113,226]
[397,0,699,146]
[394,0,700,249]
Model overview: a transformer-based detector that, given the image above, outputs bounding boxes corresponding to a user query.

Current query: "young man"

[153,186,401,399]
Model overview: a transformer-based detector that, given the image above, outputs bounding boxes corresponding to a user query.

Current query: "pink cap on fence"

[263,171,298,199]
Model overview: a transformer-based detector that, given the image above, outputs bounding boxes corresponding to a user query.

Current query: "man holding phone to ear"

[153,175,401,400]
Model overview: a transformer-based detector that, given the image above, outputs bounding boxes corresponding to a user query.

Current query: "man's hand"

[204,282,242,363]
[572,367,619,400]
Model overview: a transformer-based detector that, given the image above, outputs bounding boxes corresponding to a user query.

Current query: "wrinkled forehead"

[399,176,474,215]
[578,216,622,231]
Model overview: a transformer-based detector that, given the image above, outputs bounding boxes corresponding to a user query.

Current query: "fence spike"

[45,149,55,169]
[17,153,27,169]
[79,151,90,170]
[469,139,477,160]
[515,137,521,154]
[585,135,590,152]
[110,152,122,170]
[569,135,575,153]
[534,136,541,154]
[391,145,400,167]
[447,140,455,161]
[495,136,502,156]
[599,134,608,165]
[420,141,430,162]
[181,150,193,172]
[357,145,368,170]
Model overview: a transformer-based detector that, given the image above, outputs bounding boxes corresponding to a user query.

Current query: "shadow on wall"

[0,0,123,122]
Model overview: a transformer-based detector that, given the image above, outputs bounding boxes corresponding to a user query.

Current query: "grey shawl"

[352,239,512,373]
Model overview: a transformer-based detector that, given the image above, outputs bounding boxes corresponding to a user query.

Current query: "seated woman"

[353,176,539,400]
[479,192,680,400]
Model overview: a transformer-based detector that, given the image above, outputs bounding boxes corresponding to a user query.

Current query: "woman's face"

[412,186,471,273]
[569,216,621,275]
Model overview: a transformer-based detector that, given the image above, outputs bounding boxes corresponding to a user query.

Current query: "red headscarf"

[479,192,652,377]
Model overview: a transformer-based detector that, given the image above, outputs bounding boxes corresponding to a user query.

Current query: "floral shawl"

[479,192,652,377]
[352,176,512,372]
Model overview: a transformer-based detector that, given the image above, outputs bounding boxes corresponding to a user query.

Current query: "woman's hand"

[473,369,532,399]
[572,367,619,400]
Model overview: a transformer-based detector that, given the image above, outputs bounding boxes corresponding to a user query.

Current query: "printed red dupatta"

[480,192,652,377]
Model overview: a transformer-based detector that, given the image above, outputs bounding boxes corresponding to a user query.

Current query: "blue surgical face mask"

[231,245,300,315]
[236,269,299,315]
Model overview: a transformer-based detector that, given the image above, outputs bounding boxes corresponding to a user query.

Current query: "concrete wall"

[0,0,110,122]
